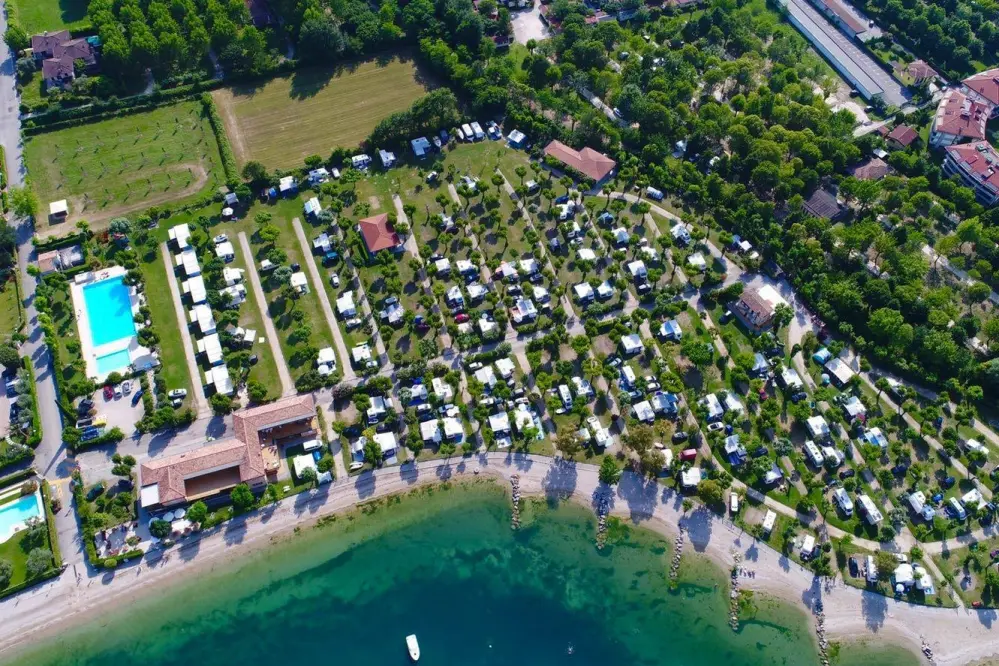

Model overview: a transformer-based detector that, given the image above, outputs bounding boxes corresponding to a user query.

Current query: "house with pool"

[0,483,46,545]
[69,266,158,381]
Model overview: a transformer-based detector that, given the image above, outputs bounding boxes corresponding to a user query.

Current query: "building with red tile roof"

[930,89,990,147]
[139,395,316,509]
[29,30,71,59]
[847,156,891,181]
[886,124,919,149]
[358,213,402,253]
[810,0,868,38]
[904,60,937,83]
[943,142,999,207]
[542,140,616,184]
[961,68,999,117]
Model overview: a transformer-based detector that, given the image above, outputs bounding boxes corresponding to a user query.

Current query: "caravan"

[470,121,485,141]
[461,123,475,141]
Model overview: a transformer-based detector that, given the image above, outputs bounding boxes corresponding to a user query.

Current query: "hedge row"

[0,144,7,190]
[21,356,42,448]
[0,567,60,601]
[33,230,87,252]
[40,480,62,567]
[67,426,126,453]
[35,312,78,421]
[200,93,238,184]
[0,467,37,490]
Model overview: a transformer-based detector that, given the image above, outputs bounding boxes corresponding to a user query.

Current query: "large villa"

[936,67,999,206]
[138,395,317,510]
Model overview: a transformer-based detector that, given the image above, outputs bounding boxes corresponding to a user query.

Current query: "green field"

[24,101,225,230]
[13,0,90,34]
[0,278,22,341]
[213,57,430,170]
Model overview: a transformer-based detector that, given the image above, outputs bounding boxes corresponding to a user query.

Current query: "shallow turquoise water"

[5,485,918,666]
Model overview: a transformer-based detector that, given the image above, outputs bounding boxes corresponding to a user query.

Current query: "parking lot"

[511,4,549,45]
[82,380,146,437]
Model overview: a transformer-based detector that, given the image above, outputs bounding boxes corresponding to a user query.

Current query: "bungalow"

[496,262,518,282]
[475,365,498,389]
[801,188,847,221]
[887,124,919,149]
[378,149,396,168]
[358,214,402,254]
[857,494,883,525]
[34,33,97,90]
[699,393,724,421]
[833,488,854,517]
[633,400,655,423]
[806,415,831,441]
[197,333,224,366]
[627,260,647,281]
[687,252,707,272]
[182,275,207,304]
[432,377,454,402]
[763,464,784,487]
[651,391,679,417]
[596,212,614,226]
[366,396,393,423]
[824,357,855,387]
[336,292,356,317]
[315,347,337,376]
[750,352,769,377]
[488,411,511,435]
[467,283,487,302]
[613,228,630,246]
[519,258,540,277]
[308,167,330,185]
[352,344,374,366]
[435,258,451,276]
[681,467,703,490]
[303,197,322,218]
[446,285,464,309]
[456,259,477,278]
[507,129,527,148]
[290,271,309,295]
[659,319,682,341]
[732,284,789,334]
[189,304,216,335]
[204,365,234,396]
[722,393,745,417]
[351,154,371,169]
[963,438,987,456]
[542,140,616,186]
[670,223,691,246]
[777,366,804,391]
[640,245,660,263]
[724,435,748,466]
[478,316,498,335]
[596,281,615,300]
[907,491,936,522]
[812,347,832,364]
[175,248,201,277]
[380,302,405,326]
[411,137,432,158]
[571,376,594,400]
[842,395,866,422]
[511,298,537,323]
[621,334,643,356]
[821,446,845,469]
[963,488,987,511]
[278,176,297,196]
[221,284,246,308]
[533,285,550,304]
[168,223,192,250]
[407,383,428,404]
[514,405,542,438]
[558,384,573,409]
[574,282,595,303]
[313,233,333,256]
[223,267,245,286]
[576,249,598,268]
[495,358,516,380]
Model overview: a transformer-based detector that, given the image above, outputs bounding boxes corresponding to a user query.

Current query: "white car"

[345,318,362,329]
[329,273,340,288]
[213,234,228,244]
[707,422,724,432]
[121,380,131,395]
[167,388,188,399]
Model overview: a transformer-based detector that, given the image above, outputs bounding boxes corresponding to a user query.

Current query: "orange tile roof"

[543,140,616,182]
[932,89,989,141]
[962,68,999,107]
[887,124,918,147]
[359,213,401,253]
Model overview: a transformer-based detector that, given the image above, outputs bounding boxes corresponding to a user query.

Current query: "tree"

[598,455,620,485]
[771,303,793,331]
[186,501,208,525]
[25,548,52,579]
[247,380,269,403]
[570,335,592,358]
[985,568,999,593]
[622,424,655,456]
[149,519,171,538]
[9,187,38,219]
[230,483,256,511]
[210,393,234,415]
[4,25,28,52]
[364,438,383,468]
[680,337,713,369]
[873,550,897,583]
[554,428,583,459]
[299,16,346,63]
[300,466,318,486]
[0,345,19,371]
[0,559,12,589]
[697,479,724,507]
[242,161,268,182]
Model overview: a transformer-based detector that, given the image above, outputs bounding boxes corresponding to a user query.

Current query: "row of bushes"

[63,426,126,453]
[200,94,238,184]
[40,481,62,567]
[464,342,513,369]
[21,357,42,447]
[33,230,87,252]
[0,467,36,489]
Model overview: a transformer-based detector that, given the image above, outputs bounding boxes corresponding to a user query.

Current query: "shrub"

[25,548,52,579]
[149,519,171,538]
[186,501,208,525]
[0,559,12,589]
[230,483,255,512]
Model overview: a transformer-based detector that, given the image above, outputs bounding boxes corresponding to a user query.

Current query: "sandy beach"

[2,453,999,665]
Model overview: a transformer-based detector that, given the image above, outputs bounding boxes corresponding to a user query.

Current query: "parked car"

[329,273,340,287]
[167,388,188,399]
[103,385,114,401]
[707,422,724,432]
[790,392,808,404]
[467,361,483,371]
[606,356,622,368]
[848,557,859,577]
[113,385,122,399]
[839,468,856,480]
[213,234,228,244]
[122,380,131,395]
[751,446,769,458]
[131,389,144,406]
[942,476,956,489]
[455,313,470,323]
[345,318,362,329]
[671,431,688,443]
[77,398,95,414]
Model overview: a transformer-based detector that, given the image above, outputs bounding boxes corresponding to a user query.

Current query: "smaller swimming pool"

[0,493,42,544]
[96,348,132,376]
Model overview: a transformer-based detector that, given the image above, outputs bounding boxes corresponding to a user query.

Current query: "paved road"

[290,217,356,382]
[237,232,294,396]
[159,243,210,417]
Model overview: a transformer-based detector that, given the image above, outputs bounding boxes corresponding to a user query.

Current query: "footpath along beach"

[0,453,997,665]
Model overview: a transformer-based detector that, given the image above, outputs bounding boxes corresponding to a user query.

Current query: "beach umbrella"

[895,584,904,594]
[163,511,175,522]
[175,508,186,519]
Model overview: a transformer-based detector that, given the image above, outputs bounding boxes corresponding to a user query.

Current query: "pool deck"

[0,488,44,544]
[69,266,158,381]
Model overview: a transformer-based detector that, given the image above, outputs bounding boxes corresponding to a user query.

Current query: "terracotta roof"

[945,142,999,193]
[848,157,891,181]
[817,0,867,34]
[139,395,315,506]
[905,60,937,82]
[358,213,400,253]
[41,58,74,82]
[932,89,989,141]
[962,68,999,108]
[30,30,70,57]
[543,140,616,182]
[53,38,95,66]
[139,438,267,506]
[887,124,918,147]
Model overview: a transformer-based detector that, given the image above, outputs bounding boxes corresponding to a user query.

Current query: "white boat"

[406,634,420,661]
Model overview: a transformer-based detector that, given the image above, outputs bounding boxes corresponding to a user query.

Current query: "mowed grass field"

[13,0,90,33]
[213,57,430,170]
[24,101,226,230]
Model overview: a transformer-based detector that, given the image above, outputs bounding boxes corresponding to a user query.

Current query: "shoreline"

[0,454,996,664]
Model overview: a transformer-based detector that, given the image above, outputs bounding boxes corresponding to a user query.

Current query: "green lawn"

[0,277,22,341]
[12,0,90,33]
[24,100,225,229]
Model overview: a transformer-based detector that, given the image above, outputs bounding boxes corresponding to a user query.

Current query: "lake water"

[3,483,918,666]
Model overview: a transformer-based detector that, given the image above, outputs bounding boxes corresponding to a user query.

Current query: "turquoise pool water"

[96,349,132,376]
[0,494,41,542]
[82,277,136,347]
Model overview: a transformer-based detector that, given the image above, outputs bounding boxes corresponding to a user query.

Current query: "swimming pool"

[0,493,42,544]
[83,277,136,347]
[96,348,133,376]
